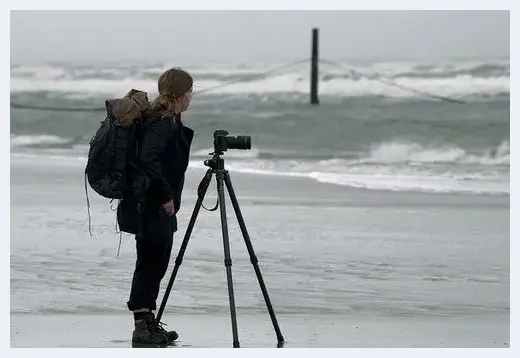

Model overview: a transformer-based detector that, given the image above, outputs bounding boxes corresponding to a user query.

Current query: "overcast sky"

[10,10,510,64]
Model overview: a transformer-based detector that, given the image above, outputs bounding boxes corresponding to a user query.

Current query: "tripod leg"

[156,169,213,323]
[223,171,285,344]
[216,171,240,348]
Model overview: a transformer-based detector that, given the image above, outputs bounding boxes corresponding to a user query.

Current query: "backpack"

[84,89,151,238]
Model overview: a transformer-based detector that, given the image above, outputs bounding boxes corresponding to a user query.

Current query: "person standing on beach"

[117,67,195,347]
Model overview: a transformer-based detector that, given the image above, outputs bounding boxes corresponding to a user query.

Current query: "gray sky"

[10,10,510,64]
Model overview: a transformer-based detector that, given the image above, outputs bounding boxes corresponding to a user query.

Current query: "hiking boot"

[155,321,179,344]
[131,315,169,348]
[148,312,179,345]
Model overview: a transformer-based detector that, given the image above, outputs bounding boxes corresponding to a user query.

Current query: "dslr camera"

[213,130,251,153]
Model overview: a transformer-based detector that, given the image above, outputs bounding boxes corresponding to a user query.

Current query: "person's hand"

[162,199,175,216]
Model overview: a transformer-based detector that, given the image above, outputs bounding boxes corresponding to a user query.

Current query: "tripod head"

[203,154,224,171]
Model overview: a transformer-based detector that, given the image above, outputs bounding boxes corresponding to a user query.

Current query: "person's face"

[177,88,193,113]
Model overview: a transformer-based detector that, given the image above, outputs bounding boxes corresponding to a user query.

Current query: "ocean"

[10,59,510,195]
[9,59,510,347]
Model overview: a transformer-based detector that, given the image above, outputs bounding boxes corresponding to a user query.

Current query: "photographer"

[118,67,194,347]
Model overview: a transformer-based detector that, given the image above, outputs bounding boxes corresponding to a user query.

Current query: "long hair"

[151,67,193,117]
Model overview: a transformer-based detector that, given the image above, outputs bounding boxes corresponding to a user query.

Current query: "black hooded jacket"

[139,113,194,210]
[117,113,194,234]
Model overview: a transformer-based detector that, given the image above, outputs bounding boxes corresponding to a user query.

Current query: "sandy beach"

[10,156,509,348]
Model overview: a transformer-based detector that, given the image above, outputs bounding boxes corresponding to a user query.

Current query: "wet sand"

[10,156,510,348]
[10,312,509,348]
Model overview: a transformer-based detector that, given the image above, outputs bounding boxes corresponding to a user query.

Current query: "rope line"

[193,58,310,95]
[10,102,105,112]
[320,59,466,104]
[10,57,467,111]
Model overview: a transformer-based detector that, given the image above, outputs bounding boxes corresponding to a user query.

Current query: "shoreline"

[10,153,510,209]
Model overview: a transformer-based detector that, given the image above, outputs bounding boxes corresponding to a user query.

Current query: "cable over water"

[193,58,310,95]
[10,59,310,112]
[10,102,105,112]
[10,57,468,111]
[320,59,466,104]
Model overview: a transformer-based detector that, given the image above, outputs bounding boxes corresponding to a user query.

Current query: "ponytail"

[150,93,178,118]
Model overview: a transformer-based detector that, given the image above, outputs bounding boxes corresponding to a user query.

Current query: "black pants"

[127,209,177,311]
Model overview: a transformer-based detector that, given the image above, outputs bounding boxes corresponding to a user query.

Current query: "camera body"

[213,130,251,152]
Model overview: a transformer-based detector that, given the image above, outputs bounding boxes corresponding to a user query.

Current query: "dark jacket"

[117,113,194,235]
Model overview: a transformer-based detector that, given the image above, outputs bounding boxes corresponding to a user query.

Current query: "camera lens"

[226,135,251,150]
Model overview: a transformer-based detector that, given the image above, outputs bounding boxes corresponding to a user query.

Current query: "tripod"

[156,150,285,348]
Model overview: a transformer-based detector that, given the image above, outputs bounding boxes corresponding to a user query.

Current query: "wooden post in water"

[310,27,320,105]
